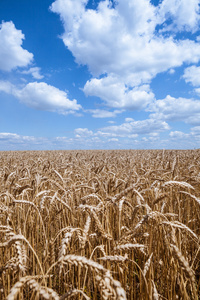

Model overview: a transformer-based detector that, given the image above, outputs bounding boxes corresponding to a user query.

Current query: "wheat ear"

[7,276,59,300]
[170,244,197,300]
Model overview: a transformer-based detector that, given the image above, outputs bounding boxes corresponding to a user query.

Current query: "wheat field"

[0,149,200,299]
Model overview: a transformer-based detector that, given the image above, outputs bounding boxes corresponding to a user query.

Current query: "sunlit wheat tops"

[0,149,200,299]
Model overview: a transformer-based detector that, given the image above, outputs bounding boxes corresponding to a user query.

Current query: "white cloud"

[158,0,200,32]
[96,131,118,138]
[74,128,93,137]
[149,132,159,137]
[127,134,138,139]
[191,126,200,135]
[0,133,21,140]
[149,95,200,125]
[169,131,190,139]
[45,126,200,149]
[13,82,81,114]
[195,88,200,95]
[0,132,38,145]
[0,132,56,150]
[169,69,175,75]
[0,80,82,114]
[21,67,44,79]
[2,128,200,151]
[183,65,200,86]
[87,108,122,118]
[0,80,15,94]
[0,21,33,71]
[51,0,200,110]
[84,77,155,109]
[125,118,134,122]
[73,125,140,140]
[166,128,200,148]
[50,0,200,79]
[100,118,170,136]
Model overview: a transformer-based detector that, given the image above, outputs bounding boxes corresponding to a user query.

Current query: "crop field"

[0,149,200,299]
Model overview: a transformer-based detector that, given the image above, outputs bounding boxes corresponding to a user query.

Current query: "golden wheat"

[0,149,200,299]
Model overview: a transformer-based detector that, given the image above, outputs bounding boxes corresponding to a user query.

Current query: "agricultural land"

[0,150,200,299]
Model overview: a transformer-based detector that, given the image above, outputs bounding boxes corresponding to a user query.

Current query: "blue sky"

[1,0,200,150]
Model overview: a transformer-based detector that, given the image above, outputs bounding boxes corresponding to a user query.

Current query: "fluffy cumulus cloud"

[72,116,170,144]
[158,0,200,32]
[14,82,81,113]
[70,117,175,149]
[100,118,170,136]
[183,65,200,86]
[0,21,33,71]
[51,0,200,77]
[149,95,200,125]
[84,77,155,109]
[0,81,81,114]
[51,0,200,109]
[74,128,93,137]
